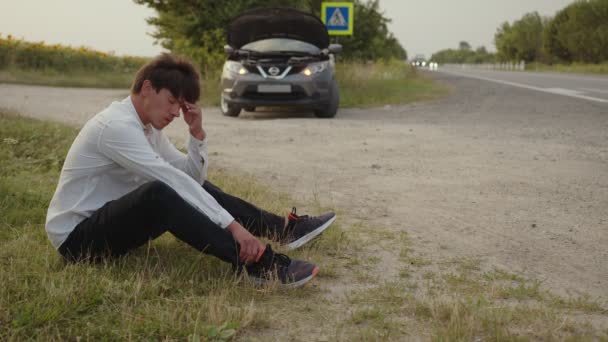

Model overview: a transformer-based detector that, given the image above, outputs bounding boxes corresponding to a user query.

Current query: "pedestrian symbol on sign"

[321,2,354,36]
[328,8,346,26]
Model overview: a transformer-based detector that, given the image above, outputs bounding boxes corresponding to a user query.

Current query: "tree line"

[133,0,407,74]
[430,41,495,64]
[432,0,608,64]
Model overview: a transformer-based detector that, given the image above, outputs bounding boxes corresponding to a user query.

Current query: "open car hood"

[227,7,330,50]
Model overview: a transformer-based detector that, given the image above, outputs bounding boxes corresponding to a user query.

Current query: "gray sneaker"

[245,244,319,288]
[283,207,336,250]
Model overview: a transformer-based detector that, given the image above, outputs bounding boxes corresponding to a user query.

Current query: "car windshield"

[241,38,320,54]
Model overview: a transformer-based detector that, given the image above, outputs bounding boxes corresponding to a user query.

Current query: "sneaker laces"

[259,244,291,269]
[272,251,291,268]
[287,207,309,229]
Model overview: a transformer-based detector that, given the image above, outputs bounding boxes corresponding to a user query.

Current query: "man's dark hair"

[131,53,200,103]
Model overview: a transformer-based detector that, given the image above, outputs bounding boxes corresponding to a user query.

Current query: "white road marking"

[544,88,585,96]
[581,87,608,95]
[439,69,608,104]
[504,71,607,82]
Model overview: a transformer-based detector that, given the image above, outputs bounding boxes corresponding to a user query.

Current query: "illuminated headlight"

[301,61,328,76]
[224,61,247,75]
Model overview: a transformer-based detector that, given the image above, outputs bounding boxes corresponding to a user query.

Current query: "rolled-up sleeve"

[156,130,208,184]
[98,120,232,228]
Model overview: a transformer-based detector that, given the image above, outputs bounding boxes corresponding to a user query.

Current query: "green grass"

[0,111,352,340]
[0,60,446,108]
[337,60,448,107]
[525,62,608,75]
[2,112,606,340]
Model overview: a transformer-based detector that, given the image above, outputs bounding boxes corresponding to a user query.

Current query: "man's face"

[141,81,181,129]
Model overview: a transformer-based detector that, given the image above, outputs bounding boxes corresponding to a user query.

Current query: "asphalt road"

[436,66,608,103]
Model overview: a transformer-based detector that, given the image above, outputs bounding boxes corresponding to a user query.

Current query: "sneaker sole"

[285,214,337,250]
[251,266,319,289]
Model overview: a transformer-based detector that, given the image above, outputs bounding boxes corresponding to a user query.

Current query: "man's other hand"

[227,221,264,264]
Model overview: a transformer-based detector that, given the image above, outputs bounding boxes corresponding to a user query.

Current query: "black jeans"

[58,180,285,264]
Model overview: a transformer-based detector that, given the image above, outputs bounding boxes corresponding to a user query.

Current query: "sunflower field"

[0,34,148,73]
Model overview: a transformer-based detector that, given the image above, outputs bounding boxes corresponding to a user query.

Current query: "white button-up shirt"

[45,96,234,249]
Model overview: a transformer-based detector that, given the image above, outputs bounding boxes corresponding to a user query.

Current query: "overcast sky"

[0,0,575,58]
[380,0,573,58]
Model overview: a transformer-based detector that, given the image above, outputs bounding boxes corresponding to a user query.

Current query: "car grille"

[245,64,305,77]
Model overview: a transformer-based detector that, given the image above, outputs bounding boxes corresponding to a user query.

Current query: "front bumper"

[222,72,332,108]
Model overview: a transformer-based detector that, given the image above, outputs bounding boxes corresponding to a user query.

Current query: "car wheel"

[314,81,339,118]
[244,106,256,112]
[220,95,241,117]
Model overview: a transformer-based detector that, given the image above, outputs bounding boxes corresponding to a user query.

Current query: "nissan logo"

[268,66,280,76]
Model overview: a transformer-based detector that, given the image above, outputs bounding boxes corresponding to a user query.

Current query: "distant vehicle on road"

[220,7,342,118]
[411,54,427,67]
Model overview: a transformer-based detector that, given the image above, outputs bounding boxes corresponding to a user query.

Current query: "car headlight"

[301,61,328,76]
[224,61,248,75]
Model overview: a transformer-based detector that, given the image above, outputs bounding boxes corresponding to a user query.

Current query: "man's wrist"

[226,221,241,235]
[190,126,206,140]
[228,221,251,239]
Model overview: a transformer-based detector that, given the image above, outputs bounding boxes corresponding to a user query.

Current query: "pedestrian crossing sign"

[321,2,354,35]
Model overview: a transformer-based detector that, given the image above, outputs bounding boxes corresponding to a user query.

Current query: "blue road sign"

[321,2,354,36]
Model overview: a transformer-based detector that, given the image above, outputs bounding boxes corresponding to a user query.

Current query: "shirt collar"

[124,95,150,131]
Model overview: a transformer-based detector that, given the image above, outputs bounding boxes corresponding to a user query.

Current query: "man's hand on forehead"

[179,99,192,112]
[181,100,205,140]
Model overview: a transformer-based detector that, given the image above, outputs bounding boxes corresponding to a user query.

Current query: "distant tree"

[544,0,608,63]
[132,0,297,74]
[494,12,543,62]
[497,0,608,64]
[473,46,494,63]
[475,46,488,55]
[430,43,495,64]
[543,7,572,63]
[514,12,543,62]
[133,0,407,73]
[459,41,471,50]
[494,22,516,61]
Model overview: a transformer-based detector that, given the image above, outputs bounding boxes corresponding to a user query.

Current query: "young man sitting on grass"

[45,53,336,288]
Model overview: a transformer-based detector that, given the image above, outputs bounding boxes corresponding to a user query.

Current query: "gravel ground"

[1,73,607,303]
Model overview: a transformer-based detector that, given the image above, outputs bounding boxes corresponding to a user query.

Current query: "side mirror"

[328,44,342,54]
[224,45,235,55]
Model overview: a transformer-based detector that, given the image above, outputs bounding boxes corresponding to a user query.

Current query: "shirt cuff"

[189,134,207,148]
[188,134,208,160]
[217,209,235,229]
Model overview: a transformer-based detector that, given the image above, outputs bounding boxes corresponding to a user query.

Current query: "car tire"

[220,95,241,117]
[314,81,339,118]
